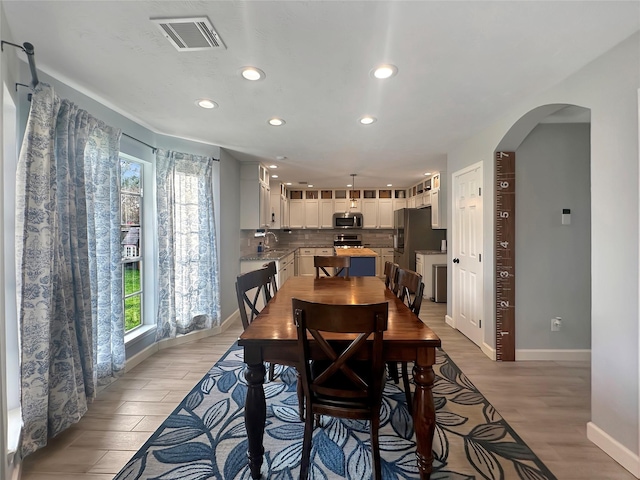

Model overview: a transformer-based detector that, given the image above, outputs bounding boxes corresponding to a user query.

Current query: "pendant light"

[349,174,358,210]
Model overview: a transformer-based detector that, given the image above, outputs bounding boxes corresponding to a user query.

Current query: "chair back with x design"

[396,268,424,316]
[384,261,399,293]
[235,266,273,329]
[292,298,388,479]
[314,255,351,278]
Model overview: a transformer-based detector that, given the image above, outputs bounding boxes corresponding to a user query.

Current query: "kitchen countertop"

[415,250,447,255]
[335,247,378,257]
[240,247,297,261]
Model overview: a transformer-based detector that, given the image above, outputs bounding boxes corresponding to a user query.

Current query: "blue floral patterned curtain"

[15,84,124,456]
[155,149,220,339]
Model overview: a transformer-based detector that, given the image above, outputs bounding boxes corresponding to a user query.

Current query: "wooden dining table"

[238,276,442,479]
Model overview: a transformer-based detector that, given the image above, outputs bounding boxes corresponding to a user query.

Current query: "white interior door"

[452,163,483,347]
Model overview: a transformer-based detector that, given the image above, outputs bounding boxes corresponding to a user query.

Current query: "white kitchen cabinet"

[240,163,271,229]
[282,197,289,228]
[381,248,394,272]
[378,199,393,228]
[269,184,290,229]
[289,200,305,228]
[430,171,446,229]
[393,198,407,212]
[304,200,319,228]
[270,184,289,229]
[431,190,441,228]
[320,199,334,228]
[362,199,378,228]
[334,198,348,213]
[278,252,295,287]
[298,248,316,276]
[416,252,446,300]
[422,191,432,207]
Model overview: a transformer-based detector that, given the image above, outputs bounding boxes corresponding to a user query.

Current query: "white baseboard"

[445,314,454,328]
[587,421,640,477]
[515,349,591,361]
[126,310,241,372]
[481,342,496,360]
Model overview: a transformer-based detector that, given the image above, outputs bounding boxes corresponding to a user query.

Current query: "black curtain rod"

[122,132,157,153]
[121,132,220,161]
[1,40,39,89]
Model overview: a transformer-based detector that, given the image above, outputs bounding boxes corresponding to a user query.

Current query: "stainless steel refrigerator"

[393,208,446,271]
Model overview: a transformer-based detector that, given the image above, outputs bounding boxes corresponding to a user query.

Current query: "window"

[120,158,143,333]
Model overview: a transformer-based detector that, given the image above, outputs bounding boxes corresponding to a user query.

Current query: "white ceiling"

[3,1,639,188]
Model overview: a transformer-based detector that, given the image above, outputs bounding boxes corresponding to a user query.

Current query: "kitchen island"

[335,247,378,276]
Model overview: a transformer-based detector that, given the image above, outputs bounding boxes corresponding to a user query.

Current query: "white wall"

[446,32,640,467]
[515,123,591,350]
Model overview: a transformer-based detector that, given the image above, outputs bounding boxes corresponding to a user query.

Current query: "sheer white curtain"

[155,149,220,339]
[15,84,124,456]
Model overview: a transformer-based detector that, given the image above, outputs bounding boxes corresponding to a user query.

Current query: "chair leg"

[297,371,305,422]
[370,413,382,480]
[387,361,400,384]
[300,400,314,480]
[401,362,412,412]
[268,362,275,382]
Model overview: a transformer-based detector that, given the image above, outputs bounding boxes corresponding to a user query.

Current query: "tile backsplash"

[241,229,394,256]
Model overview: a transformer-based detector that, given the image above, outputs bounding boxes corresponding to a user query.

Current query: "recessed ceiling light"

[387,184,392,187]
[372,64,398,79]
[269,165,278,169]
[268,118,285,126]
[241,67,265,81]
[359,116,376,125]
[424,172,432,176]
[272,174,279,178]
[347,183,353,187]
[308,184,314,187]
[196,99,217,109]
[285,182,292,186]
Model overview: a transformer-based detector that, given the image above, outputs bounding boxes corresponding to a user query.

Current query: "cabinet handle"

[453,258,460,263]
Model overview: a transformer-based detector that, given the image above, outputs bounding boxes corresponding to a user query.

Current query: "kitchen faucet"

[254,229,279,251]
[263,231,278,251]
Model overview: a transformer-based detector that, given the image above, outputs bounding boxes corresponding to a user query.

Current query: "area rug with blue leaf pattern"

[114,343,556,480]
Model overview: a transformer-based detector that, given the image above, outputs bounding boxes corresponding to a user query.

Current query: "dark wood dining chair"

[384,261,399,293]
[235,266,279,380]
[292,298,388,480]
[262,261,278,298]
[314,255,350,278]
[390,267,424,411]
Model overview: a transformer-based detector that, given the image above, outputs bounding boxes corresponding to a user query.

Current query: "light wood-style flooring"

[20,302,634,480]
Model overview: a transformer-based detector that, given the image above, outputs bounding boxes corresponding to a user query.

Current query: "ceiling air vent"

[151,17,226,51]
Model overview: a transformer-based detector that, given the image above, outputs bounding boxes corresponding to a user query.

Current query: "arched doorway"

[494,104,591,361]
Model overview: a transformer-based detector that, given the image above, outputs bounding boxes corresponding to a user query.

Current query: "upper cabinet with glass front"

[240,162,271,229]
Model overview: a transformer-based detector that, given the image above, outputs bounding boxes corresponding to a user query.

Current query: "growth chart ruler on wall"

[495,151,516,361]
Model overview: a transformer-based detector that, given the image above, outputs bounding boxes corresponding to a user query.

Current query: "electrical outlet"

[551,317,562,331]
[304,234,309,240]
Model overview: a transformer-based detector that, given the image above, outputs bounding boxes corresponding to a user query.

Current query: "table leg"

[412,349,436,480]
[244,361,266,479]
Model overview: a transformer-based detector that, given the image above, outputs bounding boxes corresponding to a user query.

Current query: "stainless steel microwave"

[333,212,363,229]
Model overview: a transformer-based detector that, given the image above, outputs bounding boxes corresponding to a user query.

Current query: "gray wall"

[219,148,241,321]
[446,32,639,460]
[515,123,591,350]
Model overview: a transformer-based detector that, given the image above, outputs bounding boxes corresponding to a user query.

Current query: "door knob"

[453,258,460,263]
